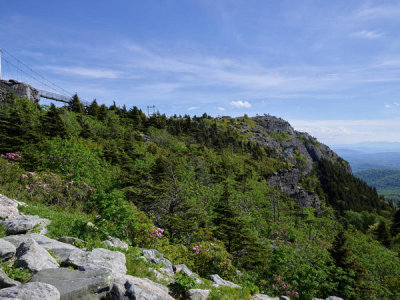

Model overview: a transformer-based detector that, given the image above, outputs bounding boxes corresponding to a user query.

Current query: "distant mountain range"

[332,142,400,203]
[332,142,400,172]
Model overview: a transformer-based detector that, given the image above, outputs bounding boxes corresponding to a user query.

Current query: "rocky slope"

[235,115,351,211]
[0,194,342,300]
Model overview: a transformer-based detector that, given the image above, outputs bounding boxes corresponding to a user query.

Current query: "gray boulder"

[0,194,20,219]
[209,274,240,288]
[114,273,174,300]
[31,267,113,300]
[65,248,126,274]
[107,283,128,299]
[0,282,60,300]
[0,238,16,261]
[1,215,50,235]
[173,264,202,284]
[104,236,129,250]
[140,249,174,276]
[148,268,173,283]
[253,295,279,300]
[186,289,210,300]
[0,269,20,289]
[326,297,343,300]
[4,233,78,251]
[16,238,59,272]
[57,236,85,246]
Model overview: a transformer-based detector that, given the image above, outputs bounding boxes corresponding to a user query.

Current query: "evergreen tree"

[391,209,400,237]
[86,99,99,116]
[41,103,68,138]
[69,94,85,114]
[376,221,391,248]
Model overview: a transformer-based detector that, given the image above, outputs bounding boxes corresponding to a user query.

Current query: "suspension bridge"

[0,47,74,103]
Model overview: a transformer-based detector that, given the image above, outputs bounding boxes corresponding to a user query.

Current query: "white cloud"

[394,101,400,106]
[385,104,391,108]
[187,106,199,111]
[353,30,383,39]
[290,119,400,145]
[230,100,252,108]
[355,5,400,19]
[44,66,120,79]
[218,107,225,111]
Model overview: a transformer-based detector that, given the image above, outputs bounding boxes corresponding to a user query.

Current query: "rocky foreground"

[0,194,342,300]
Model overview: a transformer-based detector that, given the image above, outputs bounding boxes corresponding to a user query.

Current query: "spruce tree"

[391,209,400,237]
[69,94,85,114]
[41,103,68,138]
[376,221,391,248]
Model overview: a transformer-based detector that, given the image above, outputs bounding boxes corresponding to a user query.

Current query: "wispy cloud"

[43,66,121,79]
[291,119,400,144]
[187,106,200,111]
[355,5,400,19]
[218,107,225,111]
[230,100,251,108]
[353,30,383,39]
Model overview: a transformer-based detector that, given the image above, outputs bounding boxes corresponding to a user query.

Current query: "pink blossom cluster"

[272,275,299,298]
[2,153,22,160]
[192,245,210,255]
[150,227,164,238]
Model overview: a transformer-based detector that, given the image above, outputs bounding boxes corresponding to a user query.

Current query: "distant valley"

[333,143,400,203]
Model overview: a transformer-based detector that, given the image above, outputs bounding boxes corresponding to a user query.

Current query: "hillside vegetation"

[1,94,400,299]
[355,169,400,203]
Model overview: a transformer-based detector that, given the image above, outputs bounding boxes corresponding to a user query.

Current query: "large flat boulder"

[1,215,50,235]
[0,238,16,261]
[114,273,174,300]
[64,248,126,274]
[209,274,240,288]
[0,269,20,289]
[3,233,78,251]
[0,194,20,219]
[0,282,60,300]
[16,238,59,272]
[31,267,113,300]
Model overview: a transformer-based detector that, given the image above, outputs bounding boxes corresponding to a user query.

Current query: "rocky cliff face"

[0,79,40,104]
[235,115,351,211]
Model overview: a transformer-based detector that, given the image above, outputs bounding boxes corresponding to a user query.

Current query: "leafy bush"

[168,271,196,299]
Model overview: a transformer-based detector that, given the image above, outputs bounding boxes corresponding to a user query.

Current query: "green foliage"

[168,271,196,298]
[1,96,399,299]
[1,262,32,283]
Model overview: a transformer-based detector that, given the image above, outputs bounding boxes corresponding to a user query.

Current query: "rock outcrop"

[16,238,59,272]
[0,282,60,300]
[0,79,40,103]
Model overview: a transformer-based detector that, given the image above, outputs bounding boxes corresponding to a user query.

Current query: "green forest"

[355,169,400,203]
[1,94,400,299]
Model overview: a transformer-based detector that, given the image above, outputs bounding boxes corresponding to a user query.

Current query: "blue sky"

[1,0,400,145]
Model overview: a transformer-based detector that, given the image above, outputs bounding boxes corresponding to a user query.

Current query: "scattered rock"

[173,264,202,284]
[57,236,84,245]
[326,297,343,300]
[279,296,290,300]
[4,233,78,251]
[209,274,240,288]
[187,289,210,300]
[31,267,113,300]
[107,283,128,300]
[114,273,174,300]
[252,295,279,300]
[16,238,59,272]
[104,236,129,250]
[0,282,60,300]
[65,248,126,274]
[0,269,20,289]
[148,268,173,283]
[1,215,50,235]
[140,249,174,276]
[0,238,16,261]
[0,194,20,219]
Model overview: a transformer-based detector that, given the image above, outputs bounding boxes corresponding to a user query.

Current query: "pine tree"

[391,209,400,237]
[41,103,68,138]
[376,221,391,248]
[86,99,99,116]
[69,94,85,114]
